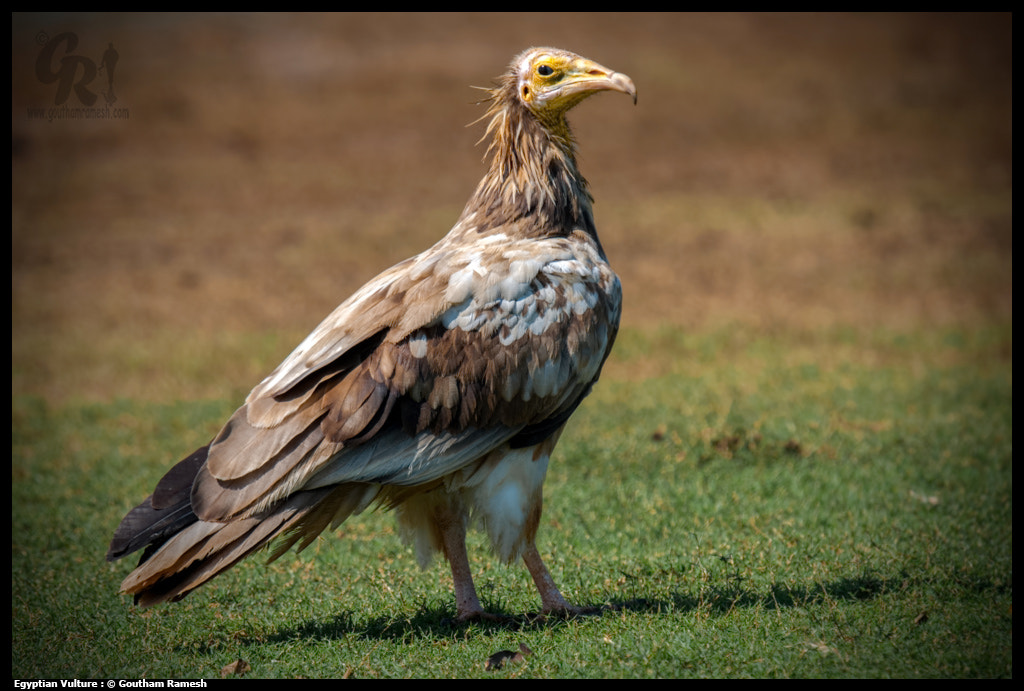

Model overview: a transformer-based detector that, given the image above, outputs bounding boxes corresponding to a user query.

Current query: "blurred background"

[12,12,1012,404]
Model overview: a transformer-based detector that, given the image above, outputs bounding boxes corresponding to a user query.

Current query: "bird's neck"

[460,98,596,239]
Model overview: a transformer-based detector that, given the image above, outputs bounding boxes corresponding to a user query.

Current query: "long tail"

[107,444,373,607]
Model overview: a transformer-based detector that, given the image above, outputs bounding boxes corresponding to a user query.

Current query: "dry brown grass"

[12,13,1011,403]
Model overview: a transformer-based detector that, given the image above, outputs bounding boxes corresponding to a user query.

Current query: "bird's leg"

[437,508,485,621]
[522,541,576,615]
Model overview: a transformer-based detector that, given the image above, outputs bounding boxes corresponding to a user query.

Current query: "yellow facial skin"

[516,50,637,116]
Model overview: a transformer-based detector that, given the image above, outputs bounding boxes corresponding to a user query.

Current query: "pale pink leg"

[437,510,484,620]
[522,542,575,614]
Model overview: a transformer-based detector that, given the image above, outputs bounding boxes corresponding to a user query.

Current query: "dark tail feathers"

[107,443,345,607]
[107,444,208,563]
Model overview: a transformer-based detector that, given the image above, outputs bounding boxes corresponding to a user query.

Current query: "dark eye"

[537,64,554,76]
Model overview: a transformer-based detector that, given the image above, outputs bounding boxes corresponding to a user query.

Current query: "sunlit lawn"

[12,325,1011,678]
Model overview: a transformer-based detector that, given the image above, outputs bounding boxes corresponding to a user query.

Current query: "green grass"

[11,325,1011,678]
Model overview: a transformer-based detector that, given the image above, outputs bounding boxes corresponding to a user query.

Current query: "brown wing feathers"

[107,251,616,603]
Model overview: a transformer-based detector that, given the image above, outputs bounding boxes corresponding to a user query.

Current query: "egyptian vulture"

[107,47,636,621]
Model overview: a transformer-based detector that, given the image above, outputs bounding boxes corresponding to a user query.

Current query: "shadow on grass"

[264,601,611,645]
[660,571,908,616]
[260,571,913,645]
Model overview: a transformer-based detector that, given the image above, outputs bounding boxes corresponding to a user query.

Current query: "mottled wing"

[190,229,620,523]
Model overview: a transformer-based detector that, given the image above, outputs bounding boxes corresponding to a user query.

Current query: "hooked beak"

[560,58,637,105]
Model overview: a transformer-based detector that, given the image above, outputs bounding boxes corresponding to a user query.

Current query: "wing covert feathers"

[190,234,619,523]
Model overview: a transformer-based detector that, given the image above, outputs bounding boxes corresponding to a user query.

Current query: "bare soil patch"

[13,13,1011,401]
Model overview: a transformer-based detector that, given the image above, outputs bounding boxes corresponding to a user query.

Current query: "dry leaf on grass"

[485,643,533,671]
